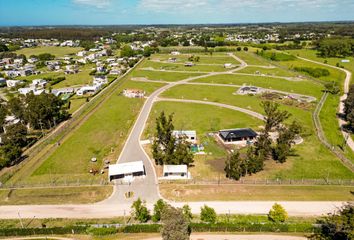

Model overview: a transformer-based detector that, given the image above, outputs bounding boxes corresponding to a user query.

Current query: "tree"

[182,204,193,222]
[310,203,353,240]
[344,85,354,131]
[246,146,264,174]
[37,53,55,61]
[7,97,25,120]
[79,40,95,51]
[224,150,246,180]
[268,203,288,223]
[262,101,291,132]
[324,81,340,95]
[273,121,302,163]
[0,144,22,168]
[172,137,194,166]
[0,44,9,52]
[200,205,217,224]
[131,198,150,223]
[2,123,28,147]
[236,47,242,51]
[161,205,190,240]
[243,47,249,51]
[0,103,8,130]
[152,111,175,165]
[120,45,135,58]
[152,199,166,222]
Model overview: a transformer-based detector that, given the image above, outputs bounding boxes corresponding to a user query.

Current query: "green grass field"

[151,53,240,64]
[238,66,297,77]
[131,69,203,82]
[16,46,83,57]
[140,60,234,72]
[160,84,354,180]
[232,51,273,65]
[191,74,323,99]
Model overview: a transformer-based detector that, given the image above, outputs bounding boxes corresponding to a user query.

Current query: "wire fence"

[159,178,354,186]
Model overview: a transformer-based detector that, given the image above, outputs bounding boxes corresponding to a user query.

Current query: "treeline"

[344,85,354,131]
[0,93,68,169]
[315,38,354,58]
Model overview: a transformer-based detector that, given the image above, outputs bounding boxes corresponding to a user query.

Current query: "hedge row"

[0,226,87,237]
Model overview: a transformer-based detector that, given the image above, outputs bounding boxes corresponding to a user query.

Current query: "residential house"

[218,128,258,145]
[108,161,145,181]
[76,85,101,96]
[6,79,23,88]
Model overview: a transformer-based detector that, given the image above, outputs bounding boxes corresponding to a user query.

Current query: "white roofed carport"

[108,161,145,181]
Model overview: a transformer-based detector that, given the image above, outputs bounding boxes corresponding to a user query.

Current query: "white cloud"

[72,0,111,9]
[138,0,211,12]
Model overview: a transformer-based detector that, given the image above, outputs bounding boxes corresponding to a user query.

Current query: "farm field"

[15,46,83,57]
[159,184,354,201]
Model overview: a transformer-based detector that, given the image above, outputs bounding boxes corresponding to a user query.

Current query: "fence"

[159,178,354,186]
[313,93,354,172]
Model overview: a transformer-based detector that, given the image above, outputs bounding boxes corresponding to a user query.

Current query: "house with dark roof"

[218,128,258,144]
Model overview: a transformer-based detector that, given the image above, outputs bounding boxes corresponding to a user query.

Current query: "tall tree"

[161,205,190,240]
[261,101,291,132]
[131,198,150,223]
[224,150,247,180]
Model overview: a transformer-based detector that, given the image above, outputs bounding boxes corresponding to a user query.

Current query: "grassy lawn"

[54,64,96,88]
[232,51,272,65]
[151,53,241,64]
[145,101,263,180]
[68,97,87,114]
[131,69,203,82]
[238,66,297,77]
[192,74,323,99]
[16,46,83,58]
[140,60,233,72]
[320,94,354,163]
[160,184,354,201]
[160,84,354,180]
[0,186,112,205]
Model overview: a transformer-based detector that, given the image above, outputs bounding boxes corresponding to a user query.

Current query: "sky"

[0,0,354,26]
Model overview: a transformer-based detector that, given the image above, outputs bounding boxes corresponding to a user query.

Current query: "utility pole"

[18,211,24,229]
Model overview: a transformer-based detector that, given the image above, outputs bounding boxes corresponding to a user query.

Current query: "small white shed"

[162,165,190,180]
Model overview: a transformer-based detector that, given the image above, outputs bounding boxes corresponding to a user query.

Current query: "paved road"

[298,57,354,152]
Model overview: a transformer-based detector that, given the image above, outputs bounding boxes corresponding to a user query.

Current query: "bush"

[268,203,288,223]
[123,224,160,233]
[293,67,330,78]
[131,198,150,223]
[200,205,217,223]
[0,226,87,236]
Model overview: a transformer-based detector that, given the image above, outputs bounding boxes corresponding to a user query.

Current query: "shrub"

[268,203,288,223]
[293,67,330,78]
[123,224,160,233]
[131,198,150,223]
[200,205,217,223]
[86,226,117,236]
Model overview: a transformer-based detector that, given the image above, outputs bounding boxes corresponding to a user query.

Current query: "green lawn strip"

[140,60,232,72]
[191,74,323,99]
[68,97,87,114]
[238,66,297,77]
[160,84,354,179]
[131,69,203,82]
[15,46,83,58]
[319,94,354,163]
[0,185,112,205]
[159,184,354,201]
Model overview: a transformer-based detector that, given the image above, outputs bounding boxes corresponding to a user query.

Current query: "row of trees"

[344,85,354,131]
[152,111,194,166]
[0,93,68,169]
[225,101,302,180]
[315,38,354,58]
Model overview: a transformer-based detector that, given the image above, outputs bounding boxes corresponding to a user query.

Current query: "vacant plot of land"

[238,66,297,77]
[232,51,273,65]
[140,60,233,72]
[160,184,354,201]
[131,69,203,82]
[16,46,83,57]
[151,53,241,64]
[0,185,112,205]
[192,74,323,99]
